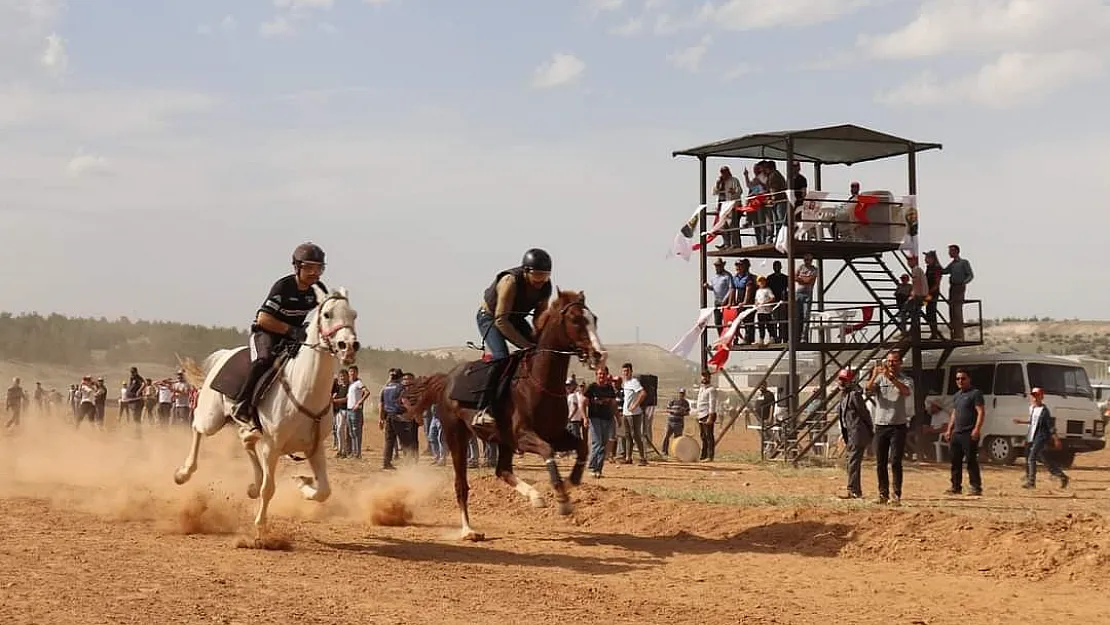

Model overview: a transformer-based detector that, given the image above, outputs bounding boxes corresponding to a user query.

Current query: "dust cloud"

[0,411,448,543]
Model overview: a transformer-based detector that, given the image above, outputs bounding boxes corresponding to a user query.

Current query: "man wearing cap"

[836,368,872,499]
[1013,387,1069,489]
[662,388,690,456]
[704,259,732,338]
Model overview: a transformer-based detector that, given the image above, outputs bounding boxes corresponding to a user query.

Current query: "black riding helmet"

[521,248,552,272]
[293,242,326,266]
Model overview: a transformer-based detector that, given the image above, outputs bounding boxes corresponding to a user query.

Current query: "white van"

[907,352,1106,467]
[1091,381,1110,414]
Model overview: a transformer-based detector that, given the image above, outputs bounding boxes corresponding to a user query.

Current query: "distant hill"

[0,311,463,389]
[981,319,1110,362]
[11,311,1107,397]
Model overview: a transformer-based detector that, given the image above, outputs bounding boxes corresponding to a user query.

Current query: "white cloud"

[66,150,113,177]
[198,15,237,37]
[700,0,876,32]
[261,0,339,37]
[0,0,64,79]
[722,63,758,81]
[584,0,623,15]
[876,49,1104,109]
[667,35,711,72]
[861,0,1110,59]
[610,17,643,36]
[40,32,67,75]
[531,53,585,89]
[260,16,294,37]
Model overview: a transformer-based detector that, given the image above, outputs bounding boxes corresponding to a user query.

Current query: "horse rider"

[472,248,553,427]
[231,242,329,443]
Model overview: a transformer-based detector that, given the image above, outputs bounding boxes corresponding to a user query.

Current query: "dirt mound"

[557,484,1110,586]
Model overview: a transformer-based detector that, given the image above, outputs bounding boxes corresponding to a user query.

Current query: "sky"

[1,0,1108,352]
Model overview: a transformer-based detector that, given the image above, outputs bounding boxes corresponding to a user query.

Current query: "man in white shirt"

[566,378,585,439]
[346,365,369,460]
[620,363,648,466]
[76,376,97,426]
[157,381,173,426]
[171,371,193,425]
[695,371,718,461]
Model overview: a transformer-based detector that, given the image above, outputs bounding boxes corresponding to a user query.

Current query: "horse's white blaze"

[585,308,607,367]
[173,287,359,537]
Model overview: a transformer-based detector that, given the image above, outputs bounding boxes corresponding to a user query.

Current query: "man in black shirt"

[584,367,617,479]
[765,261,788,343]
[943,368,985,495]
[232,242,329,443]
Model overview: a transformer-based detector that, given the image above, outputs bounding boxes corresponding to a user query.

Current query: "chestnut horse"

[405,289,606,541]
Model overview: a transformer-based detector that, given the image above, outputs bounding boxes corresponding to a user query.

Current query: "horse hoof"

[173,469,190,485]
[557,500,574,516]
[247,483,260,499]
[460,530,486,542]
[529,495,547,509]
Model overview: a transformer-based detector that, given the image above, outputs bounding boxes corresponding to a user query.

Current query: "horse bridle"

[303,292,357,357]
[521,300,600,397]
[276,290,356,462]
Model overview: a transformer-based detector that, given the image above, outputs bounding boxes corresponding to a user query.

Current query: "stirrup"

[471,410,495,427]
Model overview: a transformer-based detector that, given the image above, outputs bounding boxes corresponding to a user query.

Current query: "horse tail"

[404,373,448,416]
[177,349,224,389]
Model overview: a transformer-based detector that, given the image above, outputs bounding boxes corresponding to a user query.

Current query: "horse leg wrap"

[568,460,586,486]
[544,458,563,489]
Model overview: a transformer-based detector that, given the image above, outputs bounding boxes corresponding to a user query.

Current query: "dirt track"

[2,416,1110,625]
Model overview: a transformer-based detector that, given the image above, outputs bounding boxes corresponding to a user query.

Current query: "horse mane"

[403,373,448,417]
[535,288,584,335]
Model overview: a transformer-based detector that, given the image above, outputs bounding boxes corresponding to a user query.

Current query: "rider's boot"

[231,360,269,443]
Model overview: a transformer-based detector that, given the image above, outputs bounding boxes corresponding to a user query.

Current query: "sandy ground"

[2,412,1110,625]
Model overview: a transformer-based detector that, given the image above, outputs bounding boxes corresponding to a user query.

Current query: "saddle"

[209,340,302,405]
[448,351,525,411]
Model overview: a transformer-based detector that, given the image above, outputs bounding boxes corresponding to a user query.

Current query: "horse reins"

[520,300,597,398]
[280,291,356,462]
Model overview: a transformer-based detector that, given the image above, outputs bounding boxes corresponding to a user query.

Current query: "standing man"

[345,365,368,460]
[661,388,690,456]
[695,371,718,462]
[795,254,818,342]
[584,367,618,479]
[93,377,108,427]
[377,368,403,469]
[704,259,732,339]
[126,366,144,425]
[5,377,27,429]
[619,363,647,466]
[866,351,912,505]
[941,244,973,340]
[943,368,985,496]
[836,369,872,499]
[331,369,350,457]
